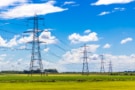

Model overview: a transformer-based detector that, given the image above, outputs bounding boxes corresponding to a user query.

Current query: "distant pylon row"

[81,44,113,75]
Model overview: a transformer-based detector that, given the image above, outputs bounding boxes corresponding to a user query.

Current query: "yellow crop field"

[0,81,135,90]
[0,74,135,90]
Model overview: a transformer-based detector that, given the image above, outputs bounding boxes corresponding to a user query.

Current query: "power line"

[53,44,67,52]
[0,28,17,35]
[48,51,62,59]
[51,31,72,49]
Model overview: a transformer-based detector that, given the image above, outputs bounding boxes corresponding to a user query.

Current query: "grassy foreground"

[1,81,135,90]
[0,74,135,90]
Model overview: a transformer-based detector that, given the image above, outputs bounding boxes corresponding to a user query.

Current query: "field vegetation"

[0,73,135,90]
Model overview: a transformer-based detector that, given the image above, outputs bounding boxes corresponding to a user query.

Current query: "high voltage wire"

[51,31,72,50]
[48,51,62,59]
[46,31,73,57]
[53,44,67,52]
[38,30,71,59]
[0,28,18,35]
[0,21,27,27]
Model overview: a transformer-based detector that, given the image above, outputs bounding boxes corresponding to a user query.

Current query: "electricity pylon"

[100,54,105,73]
[24,14,44,76]
[82,44,90,75]
[108,60,112,73]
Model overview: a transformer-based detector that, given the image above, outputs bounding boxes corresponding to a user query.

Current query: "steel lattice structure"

[108,60,112,73]
[25,15,44,76]
[100,54,105,73]
[82,44,89,75]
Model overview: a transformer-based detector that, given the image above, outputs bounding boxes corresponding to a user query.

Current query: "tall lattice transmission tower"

[108,60,112,73]
[100,54,105,73]
[24,14,44,75]
[82,44,90,75]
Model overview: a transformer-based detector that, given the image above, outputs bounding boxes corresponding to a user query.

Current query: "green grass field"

[0,74,135,90]
[1,81,135,90]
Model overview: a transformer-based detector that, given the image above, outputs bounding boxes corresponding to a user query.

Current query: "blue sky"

[0,0,135,72]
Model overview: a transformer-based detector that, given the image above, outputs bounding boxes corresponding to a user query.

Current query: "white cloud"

[62,1,79,7]
[91,0,134,5]
[68,31,99,44]
[60,53,135,72]
[0,29,57,48]
[0,0,27,8]
[0,50,135,72]
[0,35,19,47]
[18,45,27,50]
[98,7,126,16]
[63,1,76,5]
[60,44,100,64]
[0,58,30,71]
[103,43,111,49]
[0,1,67,19]
[0,54,7,61]
[42,60,66,72]
[0,36,7,47]
[0,54,7,57]
[98,11,110,16]
[7,35,19,47]
[18,29,57,45]
[114,7,125,11]
[120,37,133,44]
[44,47,50,52]
[112,7,126,13]
[39,30,58,44]
[104,54,135,72]
[18,33,33,44]
[84,29,91,34]
[87,44,100,52]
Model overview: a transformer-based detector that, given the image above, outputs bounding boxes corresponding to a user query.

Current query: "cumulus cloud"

[86,44,100,52]
[0,0,67,19]
[7,35,19,47]
[18,34,33,44]
[0,58,30,71]
[58,49,135,72]
[0,50,135,72]
[63,1,76,5]
[84,29,91,34]
[0,29,58,48]
[113,7,125,11]
[91,0,134,5]
[103,54,135,72]
[0,0,27,8]
[39,30,58,44]
[0,54,7,61]
[60,44,100,64]
[98,7,126,16]
[44,47,50,52]
[98,11,110,16]
[0,35,19,47]
[0,53,66,72]
[103,43,111,49]
[19,29,57,45]
[0,36,7,47]
[120,37,133,44]
[68,31,99,44]
[60,53,135,72]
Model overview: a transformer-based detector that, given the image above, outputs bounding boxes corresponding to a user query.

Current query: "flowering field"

[0,74,135,90]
